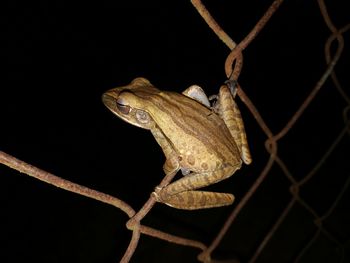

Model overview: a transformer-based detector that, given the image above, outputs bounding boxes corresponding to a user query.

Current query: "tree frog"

[102,77,251,210]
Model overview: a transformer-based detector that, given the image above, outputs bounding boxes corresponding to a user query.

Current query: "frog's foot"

[154,189,234,210]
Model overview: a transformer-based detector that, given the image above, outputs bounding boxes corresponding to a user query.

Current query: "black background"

[1,1,349,262]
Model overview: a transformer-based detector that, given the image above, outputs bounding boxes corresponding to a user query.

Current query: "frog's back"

[149,91,242,171]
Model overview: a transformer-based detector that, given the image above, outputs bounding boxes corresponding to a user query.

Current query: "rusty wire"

[1,0,349,262]
[193,0,350,262]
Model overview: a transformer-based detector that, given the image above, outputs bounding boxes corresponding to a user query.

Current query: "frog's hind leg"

[217,83,252,165]
[160,190,234,210]
[154,164,238,209]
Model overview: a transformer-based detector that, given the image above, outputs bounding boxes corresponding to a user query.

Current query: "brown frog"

[102,77,251,209]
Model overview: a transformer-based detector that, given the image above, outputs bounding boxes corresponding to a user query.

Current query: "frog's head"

[102,77,159,129]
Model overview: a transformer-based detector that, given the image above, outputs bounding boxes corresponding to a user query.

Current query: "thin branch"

[120,225,141,263]
[324,24,350,104]
[140,225,207,251]
[201,153,277,259]
[275,0,346,141]
[224,0,284,79]
[191,0,285,259]
[0,151,135,218]
[191,0,236,50]
[299,122,350,186]
[249,199,297,263]
[274,34,344,141]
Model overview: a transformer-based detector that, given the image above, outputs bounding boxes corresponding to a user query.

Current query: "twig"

[224,0,284,79]
[191,0,236,50]
[0,151,135,217]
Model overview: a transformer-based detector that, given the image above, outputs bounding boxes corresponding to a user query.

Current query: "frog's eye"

[116,98,131,114]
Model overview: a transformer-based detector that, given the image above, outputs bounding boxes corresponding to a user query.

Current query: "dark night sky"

[1,1,349,262]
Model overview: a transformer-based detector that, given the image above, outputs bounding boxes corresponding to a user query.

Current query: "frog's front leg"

[150,126,180,175]
[154,165,238,210]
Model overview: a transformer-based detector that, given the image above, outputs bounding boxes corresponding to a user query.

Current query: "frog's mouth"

[102,91,122,115]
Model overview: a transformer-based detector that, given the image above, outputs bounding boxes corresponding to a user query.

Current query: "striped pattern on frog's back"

[142,90,242,172]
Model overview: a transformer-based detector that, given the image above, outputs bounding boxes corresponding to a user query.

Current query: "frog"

[102,77,251,210]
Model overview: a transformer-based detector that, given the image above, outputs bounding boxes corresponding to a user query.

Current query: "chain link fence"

[1,0,349,262]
